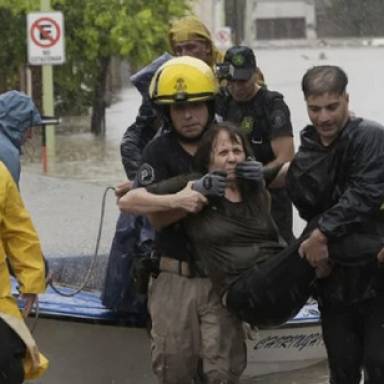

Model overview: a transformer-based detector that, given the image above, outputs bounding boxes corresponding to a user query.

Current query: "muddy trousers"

[0,319,26,384]
[148,272,246,384]
[320,295,384,384]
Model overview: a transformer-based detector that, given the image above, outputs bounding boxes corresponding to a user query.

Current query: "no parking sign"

[214,27,232,50]
[27,12,65,65]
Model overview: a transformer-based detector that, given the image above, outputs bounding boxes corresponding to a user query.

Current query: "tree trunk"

[91,56,111,136]
[224,0,245,44]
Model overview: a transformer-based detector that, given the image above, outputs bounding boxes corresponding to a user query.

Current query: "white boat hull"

[245,322,325,377]
[24,288,326,383]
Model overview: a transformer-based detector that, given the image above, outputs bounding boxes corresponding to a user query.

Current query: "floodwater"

[22,46,384,383]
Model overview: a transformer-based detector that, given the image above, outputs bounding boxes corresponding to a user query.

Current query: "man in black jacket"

[286,65,384,384]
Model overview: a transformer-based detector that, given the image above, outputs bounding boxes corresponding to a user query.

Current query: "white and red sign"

[27,12,65,65]
[214,27,232,50]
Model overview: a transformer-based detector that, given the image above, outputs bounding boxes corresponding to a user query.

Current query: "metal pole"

[244,0,252,46]
[41,0,55,174]
[233,0,239,45]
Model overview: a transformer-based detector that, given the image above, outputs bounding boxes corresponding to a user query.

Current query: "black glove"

[236,159,263,183]
[192,171,227,197]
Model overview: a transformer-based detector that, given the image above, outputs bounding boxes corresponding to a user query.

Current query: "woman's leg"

[226,239,314,327]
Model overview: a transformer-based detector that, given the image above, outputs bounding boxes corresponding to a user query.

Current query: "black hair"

[301,65,348,98]
[193,121,253,173]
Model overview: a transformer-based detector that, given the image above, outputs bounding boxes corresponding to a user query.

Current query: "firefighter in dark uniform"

[216,46,295,244]
[102,16,225,312]
[119,57,246,384]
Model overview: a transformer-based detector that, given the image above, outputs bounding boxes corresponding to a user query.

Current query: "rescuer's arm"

[118,183,207,230]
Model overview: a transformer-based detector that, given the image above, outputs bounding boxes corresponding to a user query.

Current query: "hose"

[48,186,116,297]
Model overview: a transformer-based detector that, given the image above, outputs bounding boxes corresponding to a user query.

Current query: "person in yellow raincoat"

[0,162,48,383]
[171,15,268,81]
[168,15,224,68]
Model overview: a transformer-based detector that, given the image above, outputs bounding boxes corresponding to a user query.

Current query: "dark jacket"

[287,117,384,239]
[120,99,158,179]
[287,117,384,304]
[120,53,172,179]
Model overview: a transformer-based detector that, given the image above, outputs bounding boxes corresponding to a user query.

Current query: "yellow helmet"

[149,56,218,105]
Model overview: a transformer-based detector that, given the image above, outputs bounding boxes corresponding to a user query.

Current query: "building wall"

[247,0,316,41]
[191,0,225,35]
[254,0,315,20]
[191,0,231,49]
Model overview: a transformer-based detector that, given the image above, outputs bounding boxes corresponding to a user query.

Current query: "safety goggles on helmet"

[149,56,218,104]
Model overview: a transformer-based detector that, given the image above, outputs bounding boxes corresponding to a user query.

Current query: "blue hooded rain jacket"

[0,90,42,184]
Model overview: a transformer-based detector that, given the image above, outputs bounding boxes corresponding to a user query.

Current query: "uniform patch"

[271,110,286,130]
[138,163,155,185]
[241,116,254,135]
[233,53,245,66]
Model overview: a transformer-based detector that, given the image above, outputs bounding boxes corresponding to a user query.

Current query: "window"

[256,18,306,39]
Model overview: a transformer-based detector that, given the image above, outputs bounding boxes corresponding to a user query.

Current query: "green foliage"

[0,0,39,91]
[51,0,191,116]
[0,0,192,118]
[0,8,24,90]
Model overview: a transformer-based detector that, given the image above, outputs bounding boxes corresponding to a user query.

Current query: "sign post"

[27,1,65,174]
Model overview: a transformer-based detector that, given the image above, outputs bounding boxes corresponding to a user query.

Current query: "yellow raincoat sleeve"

[0,162,46,298]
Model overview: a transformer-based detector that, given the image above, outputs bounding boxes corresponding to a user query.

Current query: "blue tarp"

[13,279,319,327]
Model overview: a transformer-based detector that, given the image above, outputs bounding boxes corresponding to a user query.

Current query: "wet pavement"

[20,46,384,383]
